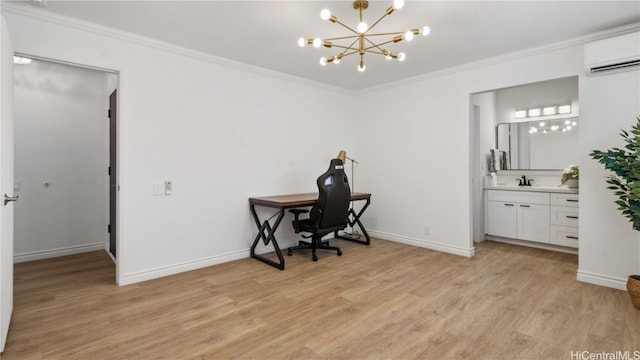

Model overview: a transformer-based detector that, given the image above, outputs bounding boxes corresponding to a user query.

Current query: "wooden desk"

[249,192,371,270]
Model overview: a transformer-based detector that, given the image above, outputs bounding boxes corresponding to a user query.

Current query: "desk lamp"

[337,150,360,239]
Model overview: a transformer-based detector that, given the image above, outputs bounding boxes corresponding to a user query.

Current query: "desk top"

[249,192,371,208]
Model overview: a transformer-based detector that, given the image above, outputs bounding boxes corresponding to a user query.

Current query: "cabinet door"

[486,201,517,238]
[517,204,550,243]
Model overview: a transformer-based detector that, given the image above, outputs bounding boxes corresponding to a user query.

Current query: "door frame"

[12,53,121,283]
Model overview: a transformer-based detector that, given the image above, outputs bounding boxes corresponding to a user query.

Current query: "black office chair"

[287,158,351,262]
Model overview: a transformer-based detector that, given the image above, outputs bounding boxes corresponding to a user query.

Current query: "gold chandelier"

[298,0,430,72]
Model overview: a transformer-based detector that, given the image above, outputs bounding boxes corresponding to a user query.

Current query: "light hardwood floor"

[3,239,639,359]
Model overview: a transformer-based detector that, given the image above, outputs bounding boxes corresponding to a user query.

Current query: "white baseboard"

[368,230,475,257]
[14,242,106,263]
[486,236,579,255]
[577,270,628,290]
[120,249,248,286]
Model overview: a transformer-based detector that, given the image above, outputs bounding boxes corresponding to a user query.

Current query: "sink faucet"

[516,175,533,186]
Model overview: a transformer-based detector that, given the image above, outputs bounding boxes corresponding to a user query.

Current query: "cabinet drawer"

[487,190,550,205]
[550,206,579,226]
[550,225,579,248]
[551,193,579,207]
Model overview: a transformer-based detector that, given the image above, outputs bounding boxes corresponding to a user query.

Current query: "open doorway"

[12,57,118,273]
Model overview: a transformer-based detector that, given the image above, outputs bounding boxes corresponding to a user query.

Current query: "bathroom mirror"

[496,117,579,169]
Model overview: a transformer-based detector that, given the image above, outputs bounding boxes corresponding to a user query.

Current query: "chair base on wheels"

[287,238,342,262]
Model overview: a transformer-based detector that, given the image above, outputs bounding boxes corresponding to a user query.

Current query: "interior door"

[0,16,15,352]
[109,90,116,258]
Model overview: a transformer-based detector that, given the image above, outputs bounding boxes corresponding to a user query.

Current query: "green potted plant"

[590,115,640,309]
[561,164,579,188]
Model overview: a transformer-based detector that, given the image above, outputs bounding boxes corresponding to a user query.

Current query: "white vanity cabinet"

[549,193,579,247]
[486,190,550,243]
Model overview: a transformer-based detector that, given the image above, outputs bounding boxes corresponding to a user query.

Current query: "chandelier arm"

[366,11,391,33]
[330,44,360,51]
[360,32,405,37]
[364,38,396,48]
[323,35,362,41]
[333,19,360,35]
[362,37,388,54]
[337,50,360,57]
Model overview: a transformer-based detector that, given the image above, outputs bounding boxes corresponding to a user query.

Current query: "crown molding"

[356,22,640,96]
[1,3,354,96]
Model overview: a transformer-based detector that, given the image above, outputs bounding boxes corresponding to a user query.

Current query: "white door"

[0,16,15,353]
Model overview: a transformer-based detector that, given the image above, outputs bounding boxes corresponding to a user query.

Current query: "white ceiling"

[9,0,640,91]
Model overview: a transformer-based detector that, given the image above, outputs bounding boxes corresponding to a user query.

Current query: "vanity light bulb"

[562,128,567,132]
[565,120,571,125]
[558,105,571,114]
[572,121,577,126]
[551,125,559,131]
[539,122,545,127]
[515,110,527,119]
[566,125,572,130]
[528,108,541,117]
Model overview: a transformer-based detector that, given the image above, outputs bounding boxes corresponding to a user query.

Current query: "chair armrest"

[289,209,309,233]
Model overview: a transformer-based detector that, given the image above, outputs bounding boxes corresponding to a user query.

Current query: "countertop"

[484,185,578,194]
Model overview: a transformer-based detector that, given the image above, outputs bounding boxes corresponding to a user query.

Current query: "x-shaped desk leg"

[250,205,285,270]
[336,197,371,245]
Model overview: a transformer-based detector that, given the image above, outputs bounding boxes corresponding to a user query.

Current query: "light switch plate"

[164,181,172,195]
[153,183,163,195]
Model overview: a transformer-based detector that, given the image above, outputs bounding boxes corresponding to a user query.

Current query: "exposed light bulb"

[565,120,571,125]
[539,122,545,127]
[357,22,368,33]
[567,125,572,130]
[358,61,366,72]
[551,125,559,131]
[403,31,414,42]
[320,9,331,20]
[334,57,341,64]
[397,52,406,62]
[13,56,31,64]
[298,37,306,47]
[312,38,322,48]
[320,57,327,66]
[572,121,577,126]
[393,0,405,10]
[421,26,431,36]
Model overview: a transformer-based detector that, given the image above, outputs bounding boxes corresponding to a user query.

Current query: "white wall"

[578,64,640,288]
[3,8,355,285]
[13,59,112,262]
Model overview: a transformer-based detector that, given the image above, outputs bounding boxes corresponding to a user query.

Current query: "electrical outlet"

[164,181,172,195]
[424,225,431,236]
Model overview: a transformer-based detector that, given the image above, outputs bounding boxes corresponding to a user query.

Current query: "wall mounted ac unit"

[584,31,640,76]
